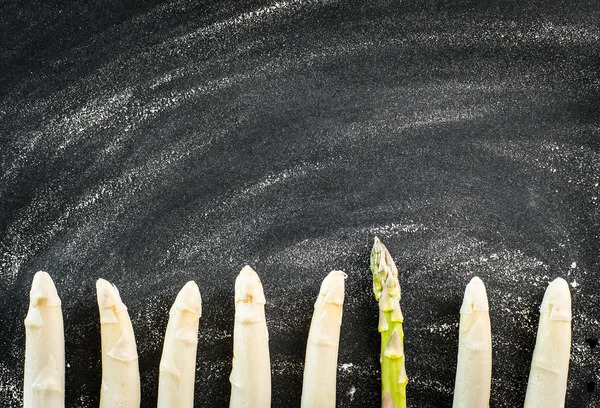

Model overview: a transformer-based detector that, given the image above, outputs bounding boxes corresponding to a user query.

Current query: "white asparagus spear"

[524,278,571,408]
[157,281,202,408]
[96,279,140,408]
[452,276,492,408]
[24,271,65,408]
[301,270,346,408]
[229,265,271,408]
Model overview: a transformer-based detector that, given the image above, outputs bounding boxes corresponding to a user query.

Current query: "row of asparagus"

[23,237,571,408]
[24,265,344,408]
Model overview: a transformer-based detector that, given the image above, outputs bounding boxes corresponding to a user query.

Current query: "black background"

[1,0,599,406]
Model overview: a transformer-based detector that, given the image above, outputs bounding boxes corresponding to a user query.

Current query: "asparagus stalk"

[301,270,346,408]
[229,265,271,408]
[524,278,571,408]
[24,271,65,408]
[96,279,140,408]
[452,277,492,408]
[157,281,202,408]
[370,237,408,408]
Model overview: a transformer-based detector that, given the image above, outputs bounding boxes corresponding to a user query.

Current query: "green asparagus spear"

[370,237,408,408]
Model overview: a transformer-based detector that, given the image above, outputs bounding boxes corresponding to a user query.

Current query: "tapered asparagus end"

[370,238,407,408]
[96,279,138,361]
[371,237,384,300]
[316,270,346,308]
[235,265,266,305]
[540,278,571,322]
[229,266,271,407]
[309,270,346,347]
[25,271,61,329]
[24,271,65,407]
[158,281,202,407]
[370,237,400,304]
[174,281,202,318]
[29,271,61,308]
[458,277,492,352]
[300,271,345,407]
[453,277,492,408]
[460,277,489,315]
[524,278,571,407]
[96,279,127,324]
[234,266,267,324]
[530,278,571,372]
[96,279,126,310]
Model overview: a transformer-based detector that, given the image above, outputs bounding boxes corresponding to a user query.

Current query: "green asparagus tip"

[369,237,407,408]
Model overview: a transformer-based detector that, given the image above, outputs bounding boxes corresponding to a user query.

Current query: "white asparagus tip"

[459,276,489,315]
[523,277,571,408]
[96,278,127,312]
[317,270,346,306]
[24,271,65,408]
[174,281,202,318]
[540,278,571,321]
[235,265,266,305]
[30,271,61,307]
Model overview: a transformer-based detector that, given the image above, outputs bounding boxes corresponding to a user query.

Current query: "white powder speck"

[570,280,579,288]
[427,322,459,335]
[0,362,21,403]
[368,223,428,235]
[340,362,354,372]
[347,386,356,401]
[570,262,577,269]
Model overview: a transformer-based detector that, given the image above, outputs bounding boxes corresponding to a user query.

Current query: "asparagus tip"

[96,278,127,317]
[174,281,202,317]
[460,276,489,314]
[235,265,266,305]
[30,271,61,307]
[541,278,571,321]
[318,271,346,306]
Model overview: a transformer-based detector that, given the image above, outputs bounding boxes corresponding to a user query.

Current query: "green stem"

[371,237,408,408]
[381,314,407,408]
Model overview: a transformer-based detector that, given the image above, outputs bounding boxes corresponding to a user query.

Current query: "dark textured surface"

[1,0,600,406]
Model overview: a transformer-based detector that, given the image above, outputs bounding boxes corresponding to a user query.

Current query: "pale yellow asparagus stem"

[24,271,65,408]
[301,270,346,408]
[96,279,140,408]
[524,278,571,408]
[229,266,271,408]
[370,237,407,408]
[452,277,492,408]
[157,281,202,408]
